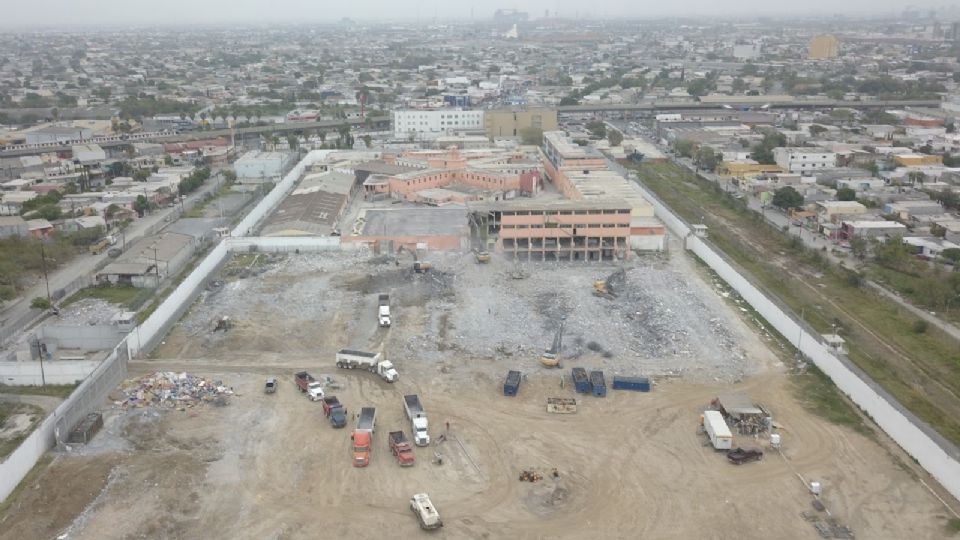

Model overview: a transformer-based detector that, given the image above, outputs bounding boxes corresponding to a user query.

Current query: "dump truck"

[378,293,391,327]
[410,493,443,530]
[322,396,347,428]
[335,349,399,382]
[294,371,324,401]
[589,370,607,397]
[351,407,377,467]
[503,370,522,396]
[403,394,430,446]
[704,410,733,450]
[571,367,590,394]
[389,430,416,466]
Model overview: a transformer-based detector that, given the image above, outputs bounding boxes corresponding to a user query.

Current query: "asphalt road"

[0,171,224,345]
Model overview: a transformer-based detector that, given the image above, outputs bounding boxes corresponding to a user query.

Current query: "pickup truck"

[264,378,277,394]
[388,430,416,466]
[727,447,764,465]
[294,371,324,401]
[322,396,347,428]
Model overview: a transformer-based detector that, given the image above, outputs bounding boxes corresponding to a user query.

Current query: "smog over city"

[1,1,960,539]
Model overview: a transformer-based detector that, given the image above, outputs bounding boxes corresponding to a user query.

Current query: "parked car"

[264,378,277,394]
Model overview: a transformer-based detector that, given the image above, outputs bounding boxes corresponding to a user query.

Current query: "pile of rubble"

[118,371,234,409]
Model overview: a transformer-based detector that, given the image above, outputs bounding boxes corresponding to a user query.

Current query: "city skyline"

[1,0,956,27]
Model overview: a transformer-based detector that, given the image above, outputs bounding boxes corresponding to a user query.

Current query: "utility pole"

[39,241,51,302]
[151,246,160,287]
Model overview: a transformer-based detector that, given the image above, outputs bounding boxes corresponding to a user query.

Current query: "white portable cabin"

[704,410,733,450]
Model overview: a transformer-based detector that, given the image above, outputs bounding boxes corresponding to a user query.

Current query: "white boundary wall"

[0,360,101,385]
[634,179,960,501]
[0,343,128,502]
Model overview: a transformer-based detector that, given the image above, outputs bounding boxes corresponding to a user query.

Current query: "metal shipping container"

[612,376,651,392]
[503,370,521,396]
[571,367,590,394]
[589,370,606,397]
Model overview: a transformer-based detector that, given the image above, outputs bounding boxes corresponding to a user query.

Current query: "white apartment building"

[774,147,837,174]
[393,109,485,141]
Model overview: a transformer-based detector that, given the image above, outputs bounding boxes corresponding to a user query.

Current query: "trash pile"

[119,371,234,409]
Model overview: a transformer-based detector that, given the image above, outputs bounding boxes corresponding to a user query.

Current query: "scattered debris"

[118,371,234,409]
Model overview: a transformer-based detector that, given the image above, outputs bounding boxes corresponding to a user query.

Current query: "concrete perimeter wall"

[634,179,960,502]
[0,360,102,385]
[0,343,128,502]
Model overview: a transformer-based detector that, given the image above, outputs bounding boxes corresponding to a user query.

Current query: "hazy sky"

[0,0,949,27]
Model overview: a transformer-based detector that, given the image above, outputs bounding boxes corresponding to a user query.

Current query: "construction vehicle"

[377,293,391,327]
[540,321,564,368]
[593,268,626,298]
[335,349,399,382]
[89,237,110,255]
[503,370,521,396]
[322,396,347,428]
[410,493,443,530]
[389,430,416,466]
[351,407,376,467]
[294,371,325,401]
[403,394,430,446]
[396,245,432,273]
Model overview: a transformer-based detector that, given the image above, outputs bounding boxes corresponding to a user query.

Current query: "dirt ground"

[1,249,957,539]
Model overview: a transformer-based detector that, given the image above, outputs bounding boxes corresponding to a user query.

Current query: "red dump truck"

[389,430,416,466]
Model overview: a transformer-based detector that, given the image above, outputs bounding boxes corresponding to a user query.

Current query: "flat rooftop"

[361,207,468,237]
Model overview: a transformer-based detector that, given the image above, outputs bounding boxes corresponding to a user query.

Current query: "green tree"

[673,139,695,158]
[361,134,372,148]
[559,96,579,106]
[772,186,803,210]
[751,143,775,164]
[222,170,237,184]
[850,236,869,260]
[837,187,857,201]
[134,195,149,217]
[696,146,718,171]
[809,124,828,136]
[607,129,624,147]
[586,120,606,139]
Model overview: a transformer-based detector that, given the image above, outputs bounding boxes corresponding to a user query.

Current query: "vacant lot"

[0,250,956,539]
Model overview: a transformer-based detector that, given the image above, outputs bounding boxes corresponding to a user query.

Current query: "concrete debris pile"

[119,371,234,408]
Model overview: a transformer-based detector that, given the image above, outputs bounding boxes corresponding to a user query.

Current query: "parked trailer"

[503,370,521,396]
[571,367,590,394]
[67,412,103,444]
[612,376,651,392]
[546,397,577,414]
[703,410,733,450]
[589,370,607,397]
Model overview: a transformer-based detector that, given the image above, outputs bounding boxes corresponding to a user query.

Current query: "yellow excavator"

[396,245,432,273]
[540,321,564,368]
[593,268,625,298]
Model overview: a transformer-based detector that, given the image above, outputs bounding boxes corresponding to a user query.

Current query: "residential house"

[0,215,28,238]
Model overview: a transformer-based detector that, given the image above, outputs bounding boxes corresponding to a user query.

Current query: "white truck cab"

[306,381,325,401]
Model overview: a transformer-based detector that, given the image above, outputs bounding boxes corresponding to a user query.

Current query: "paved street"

[0,172,225,344]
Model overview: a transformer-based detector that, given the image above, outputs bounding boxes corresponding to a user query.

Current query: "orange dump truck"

[351,407,376,467]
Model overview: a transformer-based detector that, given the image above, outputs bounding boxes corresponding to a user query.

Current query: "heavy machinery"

[396,245,432,273]
[593,268,626,298]
[540,321,564,368]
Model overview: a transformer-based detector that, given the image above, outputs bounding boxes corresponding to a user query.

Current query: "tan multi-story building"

[808,34,840,60]
[484,107,558,140]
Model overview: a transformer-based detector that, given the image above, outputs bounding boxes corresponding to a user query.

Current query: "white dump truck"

[403,394,430,446]
[335,349,399,382]
[378,293,391,327]
[410,493,443,530]
[703,410,733,450]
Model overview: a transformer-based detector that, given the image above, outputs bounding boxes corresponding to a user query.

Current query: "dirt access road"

[0,369,953,539]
